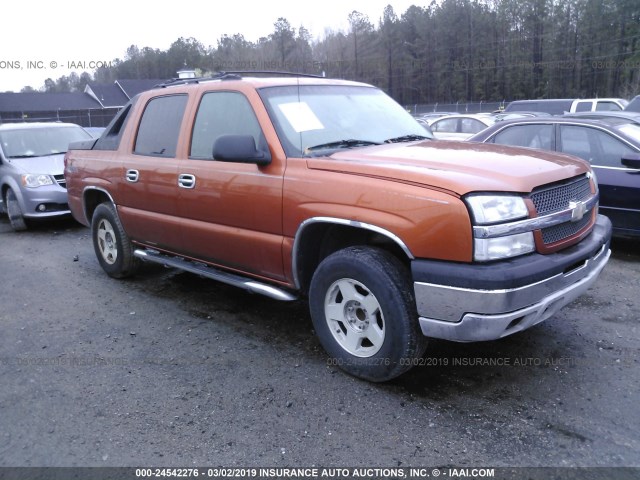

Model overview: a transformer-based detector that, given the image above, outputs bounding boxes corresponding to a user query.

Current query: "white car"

[428,113,496,140]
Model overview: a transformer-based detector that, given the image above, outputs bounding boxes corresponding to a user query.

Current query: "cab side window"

[190,92,265,160]
[134,95,188,158]
[95,98,137,151]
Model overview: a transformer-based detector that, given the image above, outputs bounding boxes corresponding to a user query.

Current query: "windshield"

[258,85,432,157]
[617,124,640,143]
[0,125,92,159]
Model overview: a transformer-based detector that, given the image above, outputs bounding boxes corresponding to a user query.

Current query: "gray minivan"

[0,122,92,231]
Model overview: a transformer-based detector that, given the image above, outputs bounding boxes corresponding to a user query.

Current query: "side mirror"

[621,153,640,170]
[212,135,271,166]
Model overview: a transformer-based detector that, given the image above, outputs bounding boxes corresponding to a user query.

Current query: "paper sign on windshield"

[278,102,324,133]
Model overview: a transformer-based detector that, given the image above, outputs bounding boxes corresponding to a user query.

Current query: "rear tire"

[6,188,27,231]
[309,246,427,382]
[91,203,139,278]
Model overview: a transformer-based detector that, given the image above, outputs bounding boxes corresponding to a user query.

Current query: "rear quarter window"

[94,99,137,151]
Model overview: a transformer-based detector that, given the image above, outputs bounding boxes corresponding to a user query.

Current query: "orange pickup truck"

[64,73,612,381]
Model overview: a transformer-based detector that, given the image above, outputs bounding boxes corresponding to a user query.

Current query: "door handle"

[125,169,139,182]
[178,173,196,189]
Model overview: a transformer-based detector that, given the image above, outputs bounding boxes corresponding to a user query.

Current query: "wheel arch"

[1,177,26,208]
[82,187,116,224]
[292,217,415,295]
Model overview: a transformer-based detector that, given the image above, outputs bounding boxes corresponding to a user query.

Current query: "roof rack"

[155,71,325,88]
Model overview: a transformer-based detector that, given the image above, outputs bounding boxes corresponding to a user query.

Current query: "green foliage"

[42,71,91,93]
[31,0,640,102]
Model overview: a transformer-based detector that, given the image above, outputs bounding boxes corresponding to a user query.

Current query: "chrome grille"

[54,174,66,189]
[530,175,591,215]
[541,213,591,244]
[530,175,593,245]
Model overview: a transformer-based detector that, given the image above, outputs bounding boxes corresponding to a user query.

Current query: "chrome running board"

[134,249,297,302]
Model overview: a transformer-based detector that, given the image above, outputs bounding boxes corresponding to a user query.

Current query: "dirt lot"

[0,216,639,469]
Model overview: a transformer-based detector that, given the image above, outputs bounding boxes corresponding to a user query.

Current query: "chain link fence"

[406,101,508,115]
[0,108,119,127]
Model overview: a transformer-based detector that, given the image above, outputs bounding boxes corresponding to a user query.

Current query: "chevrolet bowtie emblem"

[569,200,587,222]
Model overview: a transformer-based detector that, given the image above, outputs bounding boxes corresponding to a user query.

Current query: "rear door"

[116,94,188,250]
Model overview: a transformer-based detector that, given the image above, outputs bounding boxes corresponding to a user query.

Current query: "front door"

[177,90,286,281]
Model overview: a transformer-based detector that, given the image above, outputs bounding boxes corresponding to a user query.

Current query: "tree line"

[29,0,640,105]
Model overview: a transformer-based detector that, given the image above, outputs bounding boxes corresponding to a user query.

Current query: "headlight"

[466,194,534,261]
[466,194,528,224]
[22,174,54,188]
[474,233,535,262]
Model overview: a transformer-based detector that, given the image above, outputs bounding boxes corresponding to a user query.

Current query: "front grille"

[541,213,591,244]
[530,175,591,215]
[530,174,593,246]
[54,174,66,189]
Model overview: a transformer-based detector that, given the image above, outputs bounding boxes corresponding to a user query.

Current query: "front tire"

[91,203,139,278]
[309,246,427,382]
[6,188,28,231]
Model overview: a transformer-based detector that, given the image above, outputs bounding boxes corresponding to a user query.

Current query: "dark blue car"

[468,116,640,238]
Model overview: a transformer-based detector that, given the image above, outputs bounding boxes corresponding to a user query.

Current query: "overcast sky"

[0,0,423,92]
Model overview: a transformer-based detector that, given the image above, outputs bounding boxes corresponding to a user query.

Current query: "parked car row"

[424,110,556,140]
[503,98,629,115]
[2,104,639,239]
[415,95,636,136]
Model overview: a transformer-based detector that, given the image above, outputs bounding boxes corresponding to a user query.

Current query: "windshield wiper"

[305,139,382,153]
[384,134,431,143]
[7,154,39,159]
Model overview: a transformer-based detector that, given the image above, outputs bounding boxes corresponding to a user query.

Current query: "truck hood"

[307,140,589,196]
[6,153,65,176]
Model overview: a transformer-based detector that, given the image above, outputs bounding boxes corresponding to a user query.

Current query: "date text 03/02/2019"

[134,467,496,478]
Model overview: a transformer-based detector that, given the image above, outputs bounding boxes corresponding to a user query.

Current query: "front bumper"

[413,214,612,342]
[20,186,70,218]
